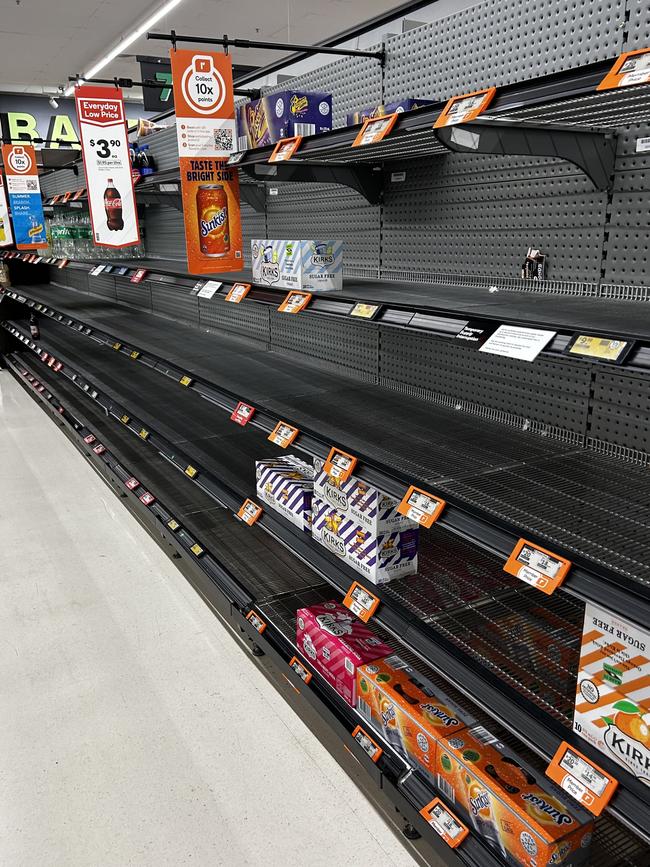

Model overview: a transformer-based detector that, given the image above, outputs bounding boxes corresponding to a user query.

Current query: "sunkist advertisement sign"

[169,49,242,274]
[75,85,140,248]
[1,143,47,249]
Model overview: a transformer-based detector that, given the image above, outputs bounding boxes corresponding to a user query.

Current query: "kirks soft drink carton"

[255,455,314,532]
[312,498,418,584]
[346,98,435,126]
[313,456,415,534]
[356,655,475,777]
[436,725,594,866]
[251,240,343,291]
[296,600,392,706]
[237,91,333,150]
[573,602,650,786]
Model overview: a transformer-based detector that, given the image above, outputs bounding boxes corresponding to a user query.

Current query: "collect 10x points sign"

[75,85,140,248]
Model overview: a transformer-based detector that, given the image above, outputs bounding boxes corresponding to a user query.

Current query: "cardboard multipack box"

[251,239,343,291]
[356,655,475,777]
[237,91,332,150]
[255,455,314,532]
[573,602,650,786]
[436,725,594,866]
[346,98,434,126]
[312,498,418,584]
[313,456,415,534]
[296,600,392,706]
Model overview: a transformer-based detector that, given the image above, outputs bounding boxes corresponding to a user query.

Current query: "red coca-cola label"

[105,199,122,209]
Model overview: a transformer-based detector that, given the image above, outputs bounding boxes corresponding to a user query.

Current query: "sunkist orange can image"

[197,185,230,257]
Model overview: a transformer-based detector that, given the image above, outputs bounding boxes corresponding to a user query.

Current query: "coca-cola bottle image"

[104,179,124,231]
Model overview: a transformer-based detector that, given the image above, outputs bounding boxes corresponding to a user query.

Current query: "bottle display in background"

[46,209,146,261]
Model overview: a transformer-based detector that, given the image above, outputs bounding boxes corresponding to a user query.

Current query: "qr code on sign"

[26,180,37,191]
[214,129,233,151]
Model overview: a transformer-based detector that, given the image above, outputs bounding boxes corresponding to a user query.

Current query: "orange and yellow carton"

[356,655,475,778]
[436,726,593,866]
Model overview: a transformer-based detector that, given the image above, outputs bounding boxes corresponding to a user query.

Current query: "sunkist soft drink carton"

[251,239,343,291]
[311,456,418,585]
[436,725,594,866]
[356,655,475,778]
[255,455,314,533]
[296,600,392,706]
[573,602,650,786]
[237,91,332,150]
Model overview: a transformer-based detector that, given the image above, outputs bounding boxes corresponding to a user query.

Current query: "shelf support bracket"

[239,161,383,205]
[434,120,616,191]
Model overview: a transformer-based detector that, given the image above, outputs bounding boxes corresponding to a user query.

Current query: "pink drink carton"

[296,600,393,706]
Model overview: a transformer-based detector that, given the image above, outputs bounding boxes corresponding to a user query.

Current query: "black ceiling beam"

[147,30,384,63]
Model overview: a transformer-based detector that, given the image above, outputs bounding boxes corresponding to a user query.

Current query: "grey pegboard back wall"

[382,152,608,280]
[383,0,625,103]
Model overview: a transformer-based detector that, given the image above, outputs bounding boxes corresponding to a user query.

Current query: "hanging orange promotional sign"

[170,49,243,274]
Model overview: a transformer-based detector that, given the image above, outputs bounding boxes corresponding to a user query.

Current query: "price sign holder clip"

[238,499,263,526]
[269,135,303,163]
[504,538,571,595]
[323,447,357,482]
[351,725,383,763]
[419,798,470,849]
[225,282,251,303]
[343,581,380,623]
[352,112,399,147]
[397,485,446,528]
[288,656,312,685]
[278,290,312,314]
[231,401,255,426]
[546,742,618,816]
[246,610,267,634]
[268,420,299,448]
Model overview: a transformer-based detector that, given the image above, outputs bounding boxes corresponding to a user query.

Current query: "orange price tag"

[61,191,72,203]
[323,447,357,482]
[269,135,303,163]
[237,498,263,526]
[246,610,267,634]
[278,290,312,313]
[268,420,299,448]
[57,259,69,269]
[231,401,255,426]
[52,194,61,204]
[289,656,312,685]
[72,188,86,201]
[352,112,399,147]
[433,87,497,128]
[504,538,571,595]
[225,282,251,303]
[546,742,618,816]
[598,47,650,90]
[419,798,470,849]
[351,726,383,763]
[343,581,380,623]
[397,485,446,528]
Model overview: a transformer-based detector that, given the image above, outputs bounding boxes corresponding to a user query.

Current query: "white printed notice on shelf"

[197,280,222,299]
[0,176,14,247]
[478,324,556,362]
[75,85,140,249]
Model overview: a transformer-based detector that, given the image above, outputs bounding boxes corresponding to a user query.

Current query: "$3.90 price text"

[89,139,121,159]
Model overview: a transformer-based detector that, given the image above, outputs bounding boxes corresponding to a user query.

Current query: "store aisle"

[0,371,418,867]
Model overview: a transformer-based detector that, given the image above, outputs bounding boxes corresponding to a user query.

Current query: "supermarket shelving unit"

[5,22,650,866]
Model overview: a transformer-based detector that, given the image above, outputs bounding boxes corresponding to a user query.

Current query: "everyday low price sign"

[1,144,47,249]
[170,50,243,275]
[75,85,140,248]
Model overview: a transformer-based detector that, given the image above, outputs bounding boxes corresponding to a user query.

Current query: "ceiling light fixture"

[63,0,185,97]
[49,96,59,109]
